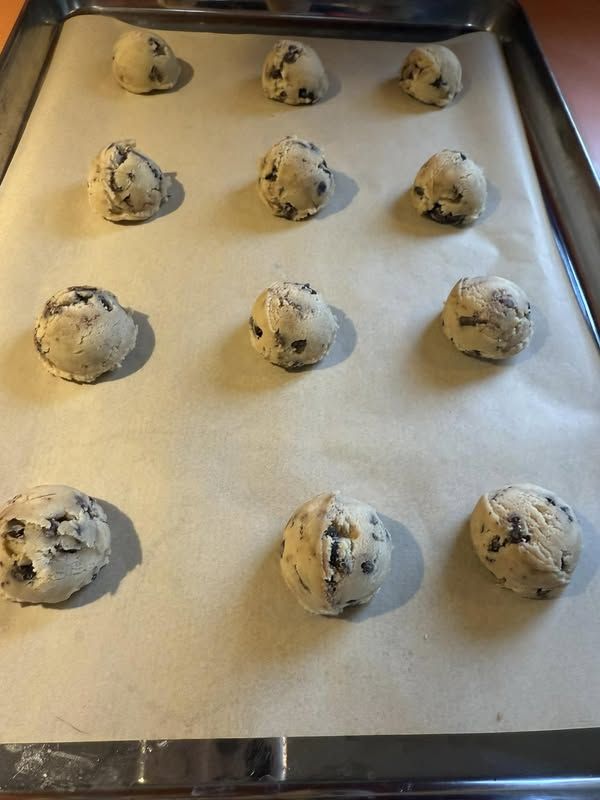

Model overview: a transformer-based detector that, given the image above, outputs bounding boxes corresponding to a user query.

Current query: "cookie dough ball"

[112,30,180,94]
[0,486,111,604]
[34,286,138,383]
[399,45,462,107]
[442,276,533,359]
[280,492,392,615]
[262,39,328,105]
[470,484,582,598]
[258,136,334,220]
[88,140,170,222]
[249,281,337,368]
[411,150,486,225]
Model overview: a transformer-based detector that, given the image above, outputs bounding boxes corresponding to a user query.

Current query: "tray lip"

[1,1,599,796]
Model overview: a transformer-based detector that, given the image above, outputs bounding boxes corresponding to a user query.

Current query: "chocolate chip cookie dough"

[411,149,486,225]
[112,30,180,94]
[399,45,462,107]
[280,492,392,615]
[88,140,170,222]
[0,485,111,604]
[249,281,337,368]
[442,276,533,359]
[258,136,334,220]
[470,484,582,598]
[262,39,328,105]
[34,286,138,382]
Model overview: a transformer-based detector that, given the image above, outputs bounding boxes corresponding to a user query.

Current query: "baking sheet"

[0,16,599,743]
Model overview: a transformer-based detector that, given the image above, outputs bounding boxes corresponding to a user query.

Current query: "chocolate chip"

[324,522,342,539]
[463,349,482,358]
[99,294,113,312]
[487,535,502,552]
[149,65,163,84]
[5,520,25,538]
[269,67,282,80]
[317,181,327,195]
[560,551,569,572]
[12,563,35,582]
[425,203,465,226]
[300,283,317,295]
[536,588,550,597]
[492,289,517,310]
[249,317,263,339]
[507,514,530,543]
[283,45,302,63]
[413,185,425,196]
[345,599,362,607]
[459,152,467,161]
[546,496,556,506]
[291,339,307,353]
[329,540,352,575]
[298,87,316,102]
[560,505,574,523]
[430,75,446,88]
[318,161,332,177]
[278,202,297,220]
[278,90,287,99]
[148,36,166,56]
[361,560,374,574]
[458,314,486,327]
[55,544,78,554]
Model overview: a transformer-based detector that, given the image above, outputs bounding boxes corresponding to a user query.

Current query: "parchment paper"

[0,16,598,744]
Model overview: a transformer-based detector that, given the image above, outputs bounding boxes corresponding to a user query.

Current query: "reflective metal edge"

[0,1,599,797]
[1,729,600,797]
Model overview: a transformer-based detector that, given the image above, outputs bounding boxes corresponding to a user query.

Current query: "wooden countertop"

[1,0,599,171]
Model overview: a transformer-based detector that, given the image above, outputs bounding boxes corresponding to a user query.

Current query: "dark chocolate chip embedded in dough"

[5,520,25,538]
[300,283,317,295]
[278,202,297,220]
[492,289,517,310]
[298,87,316,102]
[278,90,287,100]
[459,152,467,161]
[269,67,282,80]
[149,66,163,84]
[430,75,446,89]
[560,505,574,523]
[458,314,486,327]
[12,563,35,582]
[413,185,425,196]
[546,496,556,506]
[291,339,307,353]
[148,36,166,56]
[425,203,465,226]
[263,164,278,182]
[317,181,327,195]
[507,514,530,543]
[361,560,374,574]
[487,535,502,553]
[249,317,263,339]
[98,294,113,312]
[283,44,302,64]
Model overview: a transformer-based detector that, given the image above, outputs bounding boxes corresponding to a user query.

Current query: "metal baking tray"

[1,1,599,797]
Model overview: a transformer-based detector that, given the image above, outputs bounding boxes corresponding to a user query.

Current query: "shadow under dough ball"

[262,39,328,105]
[280,492,393,615]
[411,149,486,225]
[258,135,334,220]
[249,281,338,368]
[470,484,582,598]
[88,140,170,222]
[0,485,111,604]
[34,286,138,382]
[399,44,462,107]
[441,275,533,359]
[112,29,180,93]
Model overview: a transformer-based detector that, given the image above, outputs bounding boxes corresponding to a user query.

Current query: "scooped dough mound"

[0,485,111,604]
[411,149,486,225]
[112,30,180,93]
[34,286,138,382]
[258,135,334,220]
[88,140,170,222]
[441,276,533,359]
[262,39,328,105]
[470,484,582,598]
[249,281,337,368]
[280,492,392,615]
[399,45,462,107]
